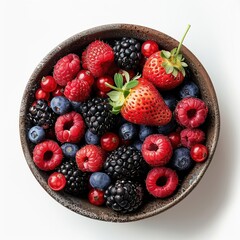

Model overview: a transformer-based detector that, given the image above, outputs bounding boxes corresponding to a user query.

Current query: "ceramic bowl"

[19,24,220,222]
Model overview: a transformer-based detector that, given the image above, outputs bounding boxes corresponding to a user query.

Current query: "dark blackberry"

[113,37,142,70]
[81,97,116,136]
[104,179,144,213]
[57,159,89,196]
[103,146,148,181]
[28,100,56,129]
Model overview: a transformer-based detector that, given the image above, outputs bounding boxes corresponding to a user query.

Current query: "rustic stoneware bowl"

[19,24,220,222]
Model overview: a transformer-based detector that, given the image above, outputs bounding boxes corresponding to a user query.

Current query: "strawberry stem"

[105,82,123,92]
[175,24,191,56]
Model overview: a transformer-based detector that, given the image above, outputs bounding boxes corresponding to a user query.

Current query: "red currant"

[97,90,108,98]
[35,88,50,100]
[76,70,94,86]
[48,172,66,191]
[88,189,105,206]
[141,40,159,57]
[96,75,114,93]
[52,85,65,97]
[41,76,57,92]
[190,144,208,162]
[100,132,120,151]
[168,132,181,149]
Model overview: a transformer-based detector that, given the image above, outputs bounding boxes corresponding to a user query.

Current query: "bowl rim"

[19,23,220,222]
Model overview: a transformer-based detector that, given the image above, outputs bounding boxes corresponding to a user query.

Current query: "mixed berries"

[26,25,210,214]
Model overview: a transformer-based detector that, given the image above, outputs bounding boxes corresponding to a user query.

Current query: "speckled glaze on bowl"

[19,24,220,222]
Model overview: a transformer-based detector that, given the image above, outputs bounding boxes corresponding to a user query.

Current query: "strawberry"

[143,25,190,90]
[84,40,114,77]
[106,72,172,126]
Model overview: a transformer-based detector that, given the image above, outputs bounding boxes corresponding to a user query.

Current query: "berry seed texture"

[26,25,210,214]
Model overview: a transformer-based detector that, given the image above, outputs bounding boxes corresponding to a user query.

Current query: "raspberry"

[174,97,208,128]
[84,40,114,77]
[53,54,80,86]
[141,134,173,167]
[180,128,205,148]
[55,111,85,143]
[76,145,105,172]
[64,78,91,102]
[146,167,178,198]
[33,140,63,171]
[81,50,88,69]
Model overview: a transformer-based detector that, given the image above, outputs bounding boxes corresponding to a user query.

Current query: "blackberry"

[113,37,142,70]
[57,159,89,196]
[28,100,56,129]
[104,179,144,213]
[81,97,116,136]
[103,146,148,181]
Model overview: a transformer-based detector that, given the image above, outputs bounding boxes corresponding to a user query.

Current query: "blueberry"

[169,147,194,173]
[28,126,45,143]
[179,81,200,99]
[119,122,138,140]
[50,96,71,115]
[139,125,154,142]
[89,172,111,190]
[85,129,100,145]
[157,118,177,135]
[162,93,177,111]
[61,143,79,158]
[132,140,143,151]
[71,101,83,113]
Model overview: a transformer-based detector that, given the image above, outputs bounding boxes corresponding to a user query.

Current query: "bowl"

[19,23,220,222]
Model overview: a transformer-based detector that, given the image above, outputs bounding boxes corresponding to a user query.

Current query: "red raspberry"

[174,97,208,128]
[180,128,205,148]
[84,40,114,77]
[64,78,91,102]
[55,111,85,143]
[53,53,80,86]
[33,140,63,171]
[81,49,88,69]
[76,145,105,172]
[146,167,178,198]
[141,134,173,167]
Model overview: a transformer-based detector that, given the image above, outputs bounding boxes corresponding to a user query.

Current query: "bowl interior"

[19,24,220,222]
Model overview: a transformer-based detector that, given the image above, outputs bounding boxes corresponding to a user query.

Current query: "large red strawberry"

[143,25,190,90]
[106,72,172,126]
[84,40,114,77]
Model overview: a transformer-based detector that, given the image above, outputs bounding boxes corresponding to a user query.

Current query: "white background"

[1,0,240,239]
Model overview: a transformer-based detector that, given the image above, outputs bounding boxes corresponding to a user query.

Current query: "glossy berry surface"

[52,85,65,97]
[169,147,194,173]
[100,132,120,151]
[41,76,57,92]
[85,129,100,145]
[141,134,173,166]
[190,144,208,162]
[50,96,71,115]
[88,189,105,206]
[61,143,79,158]
[48,172,66,191]
[28,126,45,144]
[179,81,200,99]
[141,40,159,58]
[89,172,111,190]
[96,75,114,92]
[119,122,138,141]
[146,167,178,198]
[168,132,181,149]
[75,70,94,86]
[35,88,50,100]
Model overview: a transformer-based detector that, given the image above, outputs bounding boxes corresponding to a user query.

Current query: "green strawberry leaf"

[181,62,188,67]
[165,65,174,74]
[124,80,139,90]
[107,91,122,102]
[161,50,171,59]
[114,73,123,88]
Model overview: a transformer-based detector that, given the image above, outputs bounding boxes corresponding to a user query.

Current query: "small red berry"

[41,76,57,92]
[168,132,181,149]
[35,88,50,100]
[96,75,114,93]
[190,144,208,162]
[52,85,65,97]
[88,188,105,206]
[48,172,66,191]
[141,40,159,58]
[96,90,108,98]
[76,70,94,86]
[101,132,120,151]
